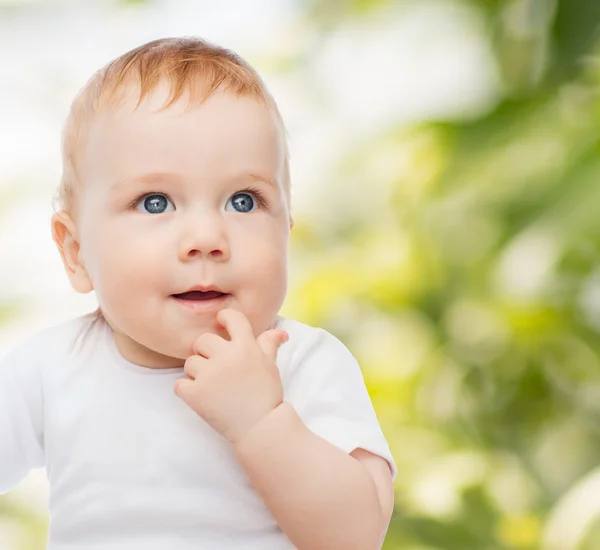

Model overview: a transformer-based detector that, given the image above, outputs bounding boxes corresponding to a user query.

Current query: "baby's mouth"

[172,290,229,301]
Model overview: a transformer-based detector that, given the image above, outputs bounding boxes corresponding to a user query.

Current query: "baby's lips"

[173,290,228,300]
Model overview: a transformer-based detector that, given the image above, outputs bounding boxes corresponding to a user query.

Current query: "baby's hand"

[173,308,288,444]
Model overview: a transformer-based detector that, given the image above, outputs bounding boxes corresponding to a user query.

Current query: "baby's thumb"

[257,329,289,361]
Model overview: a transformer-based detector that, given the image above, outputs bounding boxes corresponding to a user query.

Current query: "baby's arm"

[0,343,45,494]
[232,402,394,550]
[175,310,395,549]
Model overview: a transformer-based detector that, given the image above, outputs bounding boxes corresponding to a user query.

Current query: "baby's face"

[74,84,291,367]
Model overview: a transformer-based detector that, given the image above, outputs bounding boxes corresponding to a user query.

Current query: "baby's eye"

[225,192,259,213]
[135,194,175,214]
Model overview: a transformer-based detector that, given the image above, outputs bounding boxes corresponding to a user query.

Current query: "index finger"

[215,308,255,342]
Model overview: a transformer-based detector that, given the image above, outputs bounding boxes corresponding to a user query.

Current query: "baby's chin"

[168,325,232,362]
[107,304,280,368]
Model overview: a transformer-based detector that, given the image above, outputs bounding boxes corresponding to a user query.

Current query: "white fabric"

[0,312,396,550]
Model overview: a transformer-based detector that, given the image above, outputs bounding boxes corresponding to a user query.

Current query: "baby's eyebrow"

[243,172,278,189]
[110,171,278,191]
[110,172,183,191]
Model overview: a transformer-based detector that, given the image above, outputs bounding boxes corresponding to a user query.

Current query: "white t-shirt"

[0,311,396,550]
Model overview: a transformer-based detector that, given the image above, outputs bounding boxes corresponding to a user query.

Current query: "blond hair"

[54,36,290,219]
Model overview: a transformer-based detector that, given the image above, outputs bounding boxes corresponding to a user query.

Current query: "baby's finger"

[174,377,195,403]
[257,329,289,362]
[183,354,206,380]
[192,332,226,358]
[215,308,254,342]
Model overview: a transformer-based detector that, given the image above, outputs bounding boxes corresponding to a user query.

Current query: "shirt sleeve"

[283,327,397,480]
[0,341,45,494]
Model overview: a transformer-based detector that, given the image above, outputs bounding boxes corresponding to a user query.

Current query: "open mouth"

[172,290,228,301]
[171,290,231,312]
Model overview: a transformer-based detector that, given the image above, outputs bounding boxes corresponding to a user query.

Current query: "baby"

[0,37,396,550]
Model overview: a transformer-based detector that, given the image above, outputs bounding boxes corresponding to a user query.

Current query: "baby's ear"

[51,212,94,294]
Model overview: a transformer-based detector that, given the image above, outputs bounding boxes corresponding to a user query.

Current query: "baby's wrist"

[230,401,299,451]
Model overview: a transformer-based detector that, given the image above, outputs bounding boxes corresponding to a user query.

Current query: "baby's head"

[52,37,293,368]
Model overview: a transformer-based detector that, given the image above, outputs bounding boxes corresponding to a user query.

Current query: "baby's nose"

[177,214,230,262]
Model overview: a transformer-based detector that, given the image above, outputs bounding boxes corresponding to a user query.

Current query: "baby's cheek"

[245,273,287,336]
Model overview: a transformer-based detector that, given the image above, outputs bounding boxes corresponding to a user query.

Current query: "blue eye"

[135,194,175,214]
[226,192,257,213]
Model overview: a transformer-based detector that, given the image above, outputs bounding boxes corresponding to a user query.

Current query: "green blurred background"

[2,0,600,548]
